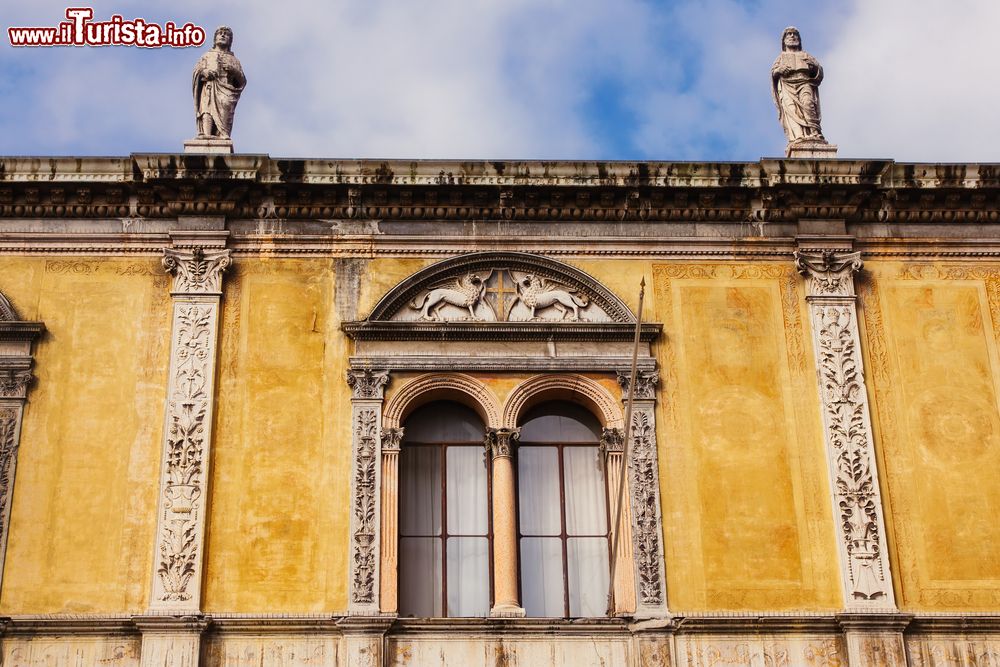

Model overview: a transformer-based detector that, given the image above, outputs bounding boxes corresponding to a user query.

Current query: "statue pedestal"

[787,141,838,159]
[184,138,234,154]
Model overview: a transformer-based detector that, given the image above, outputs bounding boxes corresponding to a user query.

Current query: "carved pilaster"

[149,246,231,615]
[379,427,403,614]
[838,614,910,667]
[0,312,44,599]
[618,370,669,618]
[795,249,897,610]
[347,369,389,612]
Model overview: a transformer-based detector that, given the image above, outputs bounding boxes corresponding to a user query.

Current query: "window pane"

[518,447,560,536]
[520,537,564,617]
[564,446,607,536]
[399,446,441,535]
[404,401,484,442]
[567,537,610,617]
[399,537,443,617]
[519,402,602,442]
[447,446,488,535]
[447,537,489,617]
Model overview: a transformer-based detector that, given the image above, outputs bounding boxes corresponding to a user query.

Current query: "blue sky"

[1,0,997,161]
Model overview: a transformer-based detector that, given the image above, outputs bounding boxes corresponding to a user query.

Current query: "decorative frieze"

[346,369,389,612]
[149,246,230,613]
[795,249,896,609]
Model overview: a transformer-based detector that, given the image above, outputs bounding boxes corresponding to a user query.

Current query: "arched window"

[517,401,610,617]
[398,401,491,617]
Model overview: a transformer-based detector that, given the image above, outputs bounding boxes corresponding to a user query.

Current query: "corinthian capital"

[162,247,232,295]
[380,427,405,452]
[347,369,390,400]
[617,369,659,401]
[794,250,862,298]
[484,428,520,459]
[0,368,32,400]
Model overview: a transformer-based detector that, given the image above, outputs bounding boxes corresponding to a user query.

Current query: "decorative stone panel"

[347,368,389,612]
[616,369,670,619]
[795,249,896,610]
[149,245,231,612]
[0,292,44,599]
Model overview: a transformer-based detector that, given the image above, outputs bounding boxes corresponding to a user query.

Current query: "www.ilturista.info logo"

[8,8,206,47]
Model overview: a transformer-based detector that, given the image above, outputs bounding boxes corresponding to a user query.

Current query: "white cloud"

[822,0,1000,161]
[3,0,999,161]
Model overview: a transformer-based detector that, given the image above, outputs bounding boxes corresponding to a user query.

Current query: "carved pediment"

[343,252,659,342]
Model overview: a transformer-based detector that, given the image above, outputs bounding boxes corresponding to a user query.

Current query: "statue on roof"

[771,27,835,157]
[191,26,246,141]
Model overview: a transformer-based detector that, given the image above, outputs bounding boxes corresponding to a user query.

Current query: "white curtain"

[445,446,489,616]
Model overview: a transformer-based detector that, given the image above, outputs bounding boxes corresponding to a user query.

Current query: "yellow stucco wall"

[650,262,842,611]
[859,262,1000,610]
[5,253,995,615]
[203,258,349,612]
[0,257,168,613]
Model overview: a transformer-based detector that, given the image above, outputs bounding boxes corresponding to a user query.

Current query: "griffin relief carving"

[510,273,589,321]
[410,271,490,321]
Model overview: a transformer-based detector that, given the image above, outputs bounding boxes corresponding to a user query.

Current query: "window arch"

[397,401,492,617]
[516,401,610,617]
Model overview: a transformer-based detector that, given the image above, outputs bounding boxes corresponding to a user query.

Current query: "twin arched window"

[397,400,610,618]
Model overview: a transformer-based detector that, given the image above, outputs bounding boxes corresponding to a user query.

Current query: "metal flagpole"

[607,277,644,616]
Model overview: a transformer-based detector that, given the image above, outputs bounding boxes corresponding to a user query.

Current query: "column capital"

[484,427,519,459]
[162,246,232,295]
[0,366,33,400]
[347,369,390,401]
[617,369,659,401]
[794,249,862,298]
[600,427,625,454]
[380,427,404,453]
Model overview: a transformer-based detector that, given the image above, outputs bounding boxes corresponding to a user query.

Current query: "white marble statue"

[192,26,246,140]
[771,27,826,146]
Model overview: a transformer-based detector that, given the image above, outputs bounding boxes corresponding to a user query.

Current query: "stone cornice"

[1,157,1000,227]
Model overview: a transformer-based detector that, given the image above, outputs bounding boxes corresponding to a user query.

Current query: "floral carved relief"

[351,408,379,604]
[795,249,895,607]
[155,303,215,603]
[162,247,232,294]
[628,409,665,606]
[0,408,19,557]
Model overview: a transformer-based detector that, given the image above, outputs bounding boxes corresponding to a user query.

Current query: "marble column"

[0,301,44,597]
[379,427,404,614]
[601,427,637,615]
[795,248,897,611]
[485,427,525,618]
[346,368,390,614]
[616,369,670,619]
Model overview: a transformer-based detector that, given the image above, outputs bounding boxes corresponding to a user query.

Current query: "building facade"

[0,155,998,666]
